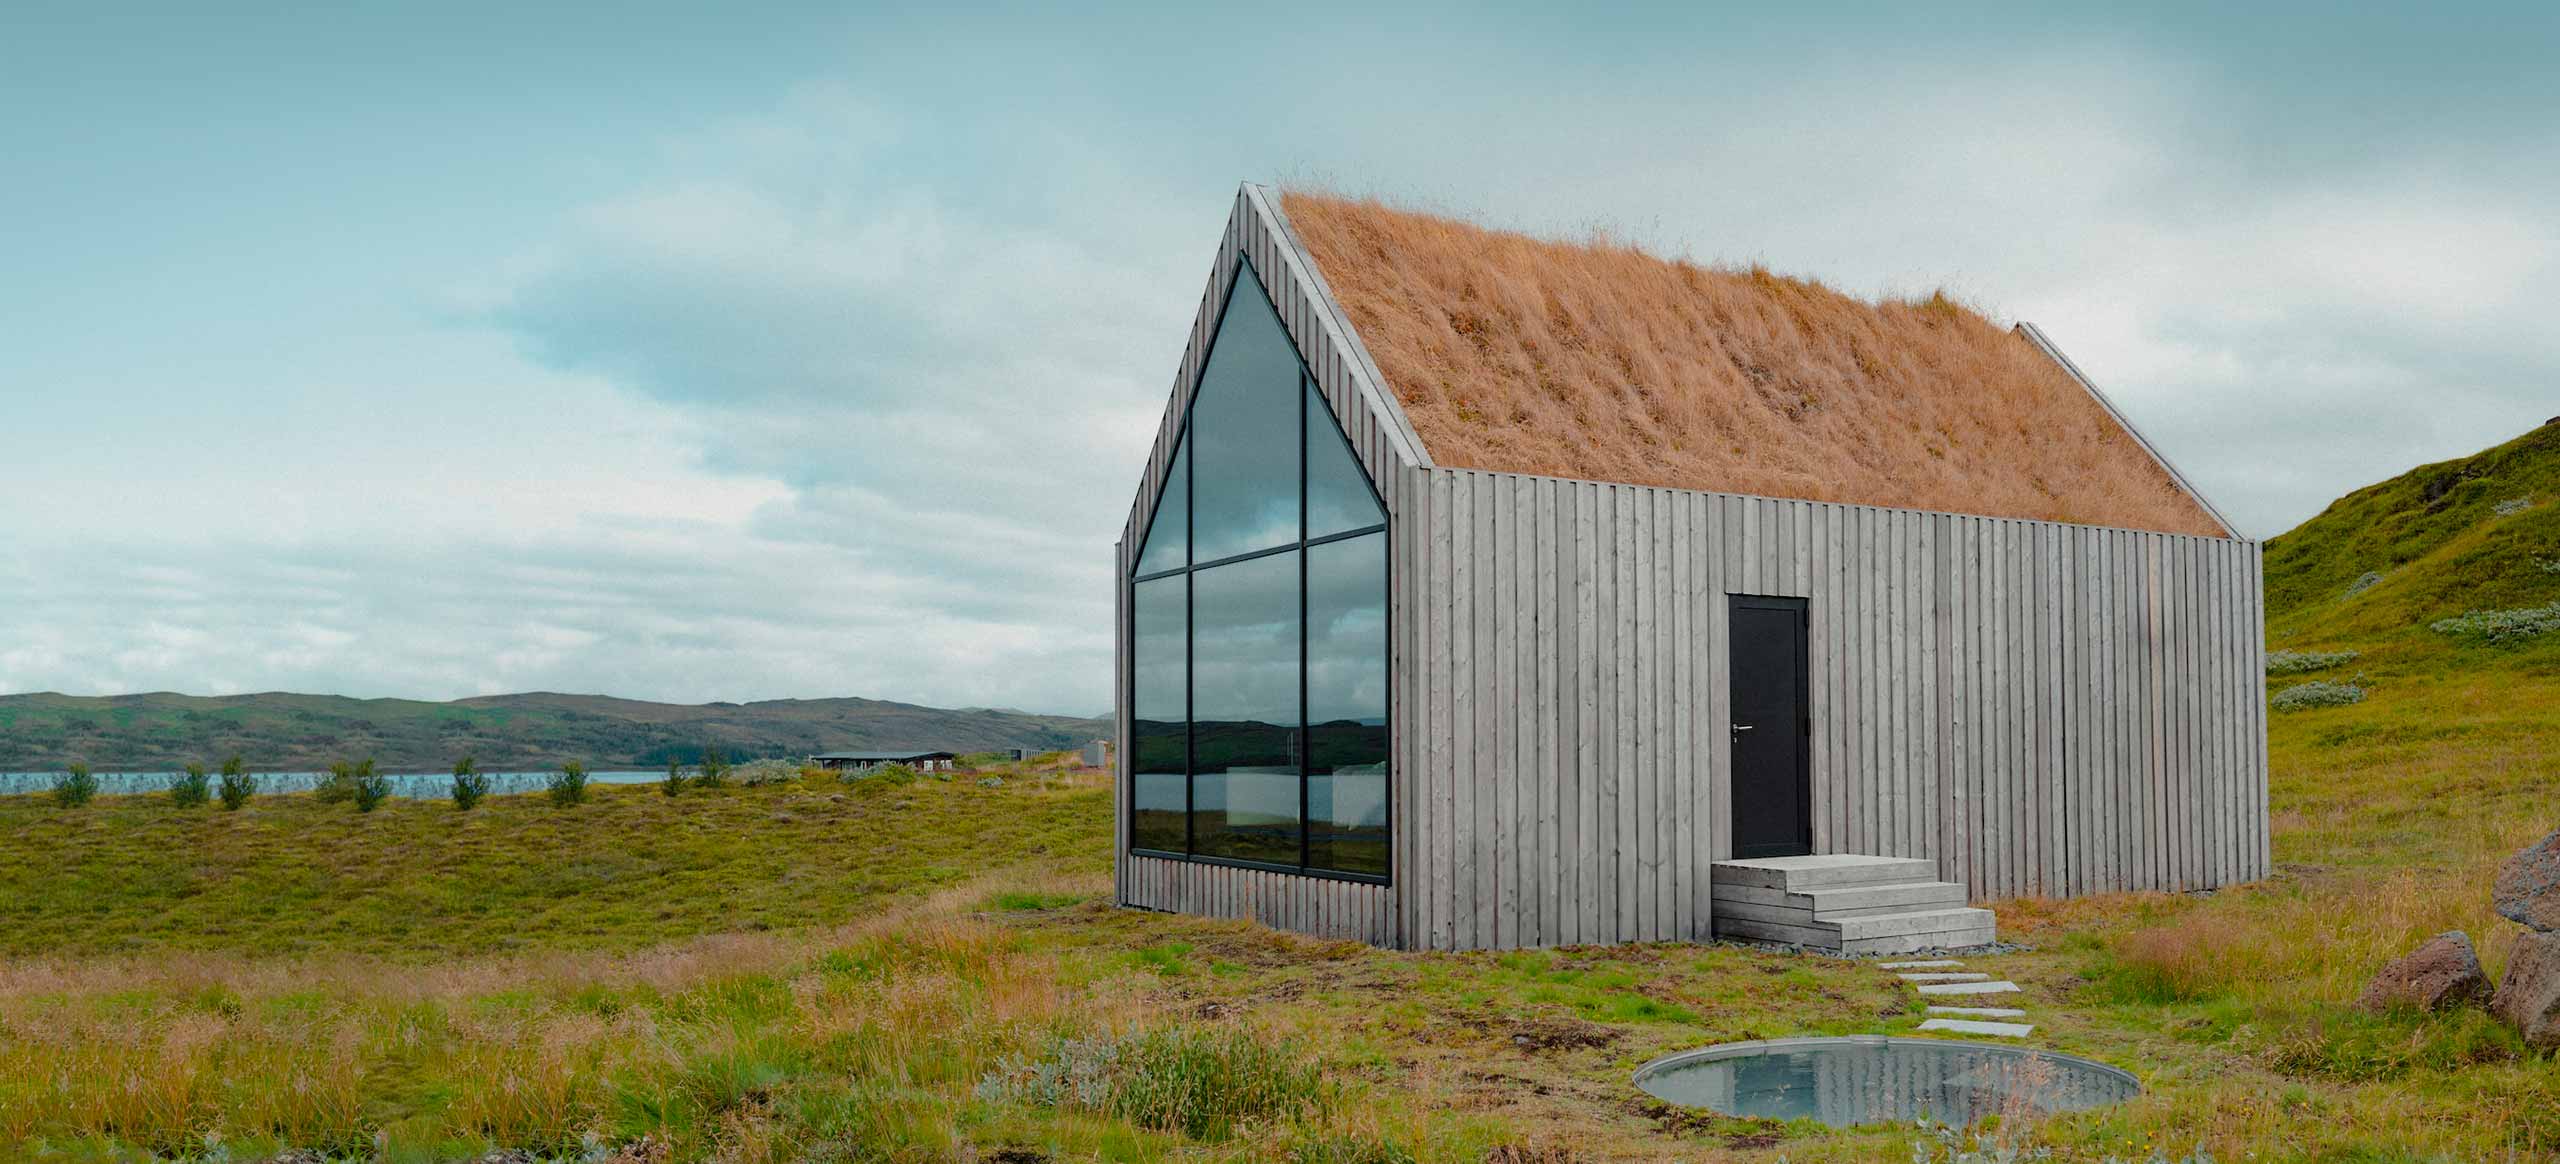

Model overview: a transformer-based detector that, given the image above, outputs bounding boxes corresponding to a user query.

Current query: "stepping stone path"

[1886,959,2037,1036]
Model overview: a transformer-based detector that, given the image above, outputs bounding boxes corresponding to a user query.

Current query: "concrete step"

[1711,854,1938,892]
[1916,979,2020,996]
[1839,925,1998,956]
[1714,904,1997,956]
[1712,879,1971,919]
[1832,907,1997,942]
[1917,1017,2033,1037]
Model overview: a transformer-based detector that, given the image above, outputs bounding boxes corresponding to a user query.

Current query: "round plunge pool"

[1632,1036,2139,1129]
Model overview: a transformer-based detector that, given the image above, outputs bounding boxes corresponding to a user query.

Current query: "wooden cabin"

[1112,185,2267,953]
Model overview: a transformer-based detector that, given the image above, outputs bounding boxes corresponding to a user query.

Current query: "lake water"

[0,770,670,799]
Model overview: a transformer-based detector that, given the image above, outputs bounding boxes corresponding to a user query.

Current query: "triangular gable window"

[1306,379,1384,539]
[1188,260,1305,563]
[1134,438,1187,575]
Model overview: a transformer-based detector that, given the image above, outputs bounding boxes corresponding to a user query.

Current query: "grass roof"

[1279,191,2229,538]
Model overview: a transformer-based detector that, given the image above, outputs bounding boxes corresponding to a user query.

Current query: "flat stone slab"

[1917,980,2022,996]
[1898,972,1991,982]
[1926,1005,2026,1017]
[1918,1018,2034,1037]
[1881,960,1966,969]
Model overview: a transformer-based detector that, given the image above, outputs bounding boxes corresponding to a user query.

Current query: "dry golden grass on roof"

[1278,190,2228,538]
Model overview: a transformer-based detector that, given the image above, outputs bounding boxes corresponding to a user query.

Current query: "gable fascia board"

[2014,321,2241,540]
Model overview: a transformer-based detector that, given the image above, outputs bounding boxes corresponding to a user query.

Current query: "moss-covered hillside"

[2265,419,2560,643]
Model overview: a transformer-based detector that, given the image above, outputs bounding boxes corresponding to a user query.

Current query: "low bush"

[977,1026,1330,1141]
[2266,648,2358,676]
[2429,602,2560,645]
[217,755,256,810]
[731,758,800,787]
[2272,679,2366,711]
[53,763,98,808]
[450,756,490,811]
[2344,570,2385,597]
[548,760,589,807]
[348,759,391,813]
[168,762,211,808]
[314,759,358,804]
[661,758,687,797]
[867,762,922,785]
[2494,494,2534,516]
[694,748,728,790]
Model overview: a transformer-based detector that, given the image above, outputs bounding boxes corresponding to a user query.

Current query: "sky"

[4,2,2555,715]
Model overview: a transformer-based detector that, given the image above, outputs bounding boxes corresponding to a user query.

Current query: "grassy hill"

[0,690,1108,771]
[2265,417,2560,640]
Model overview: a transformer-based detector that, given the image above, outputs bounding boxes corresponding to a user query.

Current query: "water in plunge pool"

[1633,1036,2138,1129]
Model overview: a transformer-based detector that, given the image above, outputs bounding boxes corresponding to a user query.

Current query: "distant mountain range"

[0,691,1110,772]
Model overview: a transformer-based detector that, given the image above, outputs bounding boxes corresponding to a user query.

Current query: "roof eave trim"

[2014,320,2243,540]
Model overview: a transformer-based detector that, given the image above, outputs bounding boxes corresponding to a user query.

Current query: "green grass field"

[3,427,2556,1161]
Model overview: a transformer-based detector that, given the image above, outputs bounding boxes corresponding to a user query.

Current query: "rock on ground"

[2494,828,2560,932]
[2358,930,2493,1013]
[2492,929,2560,1049]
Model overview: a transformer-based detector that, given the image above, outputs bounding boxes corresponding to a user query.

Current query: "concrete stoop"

[1710,855,1996,955]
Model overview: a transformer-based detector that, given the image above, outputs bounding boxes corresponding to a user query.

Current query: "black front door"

[1729,595,1811,859]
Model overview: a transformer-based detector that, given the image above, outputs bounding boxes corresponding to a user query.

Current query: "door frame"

[1727,593,1813,859]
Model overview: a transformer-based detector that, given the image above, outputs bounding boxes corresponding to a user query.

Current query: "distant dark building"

[812,749,957,772]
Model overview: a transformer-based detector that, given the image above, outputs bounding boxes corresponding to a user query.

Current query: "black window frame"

[1126,255,1391,887]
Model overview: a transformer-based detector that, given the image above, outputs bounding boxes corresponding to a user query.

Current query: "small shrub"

[169,761,212,808]
[53,762,98,807]
[2266,648,2358,676]
[2494,494,2533,516]
[661,758,686,797]
[867,762,921,785]
[2272,678,2367,711]
[348,759,390,813]
[314,759,357,804]
[549,760,589,807]
[978,775,1005,788]
[2343,570,2384,597]
[450,756,490,811]
[218,755,256,810]
[695,748,728,790]
[2430,602,2560,645]
[732,758,800,786]
[2538,555,2560,575]
[976,1027,1330,1141]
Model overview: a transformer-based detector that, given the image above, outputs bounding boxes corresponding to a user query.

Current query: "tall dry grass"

[1278,190,2227,538]
[0,872,1146,1158]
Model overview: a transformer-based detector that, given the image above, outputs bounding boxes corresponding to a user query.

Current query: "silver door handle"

[1731,722,1755,735]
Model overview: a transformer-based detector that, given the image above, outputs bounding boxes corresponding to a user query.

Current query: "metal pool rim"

[1632,1034,2142,1099]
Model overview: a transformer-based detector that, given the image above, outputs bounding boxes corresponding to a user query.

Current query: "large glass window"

[1306,532,1388,874]
[1131,575,1187,854]
[1127,256,1391,879]
[1191,551,1301,862]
